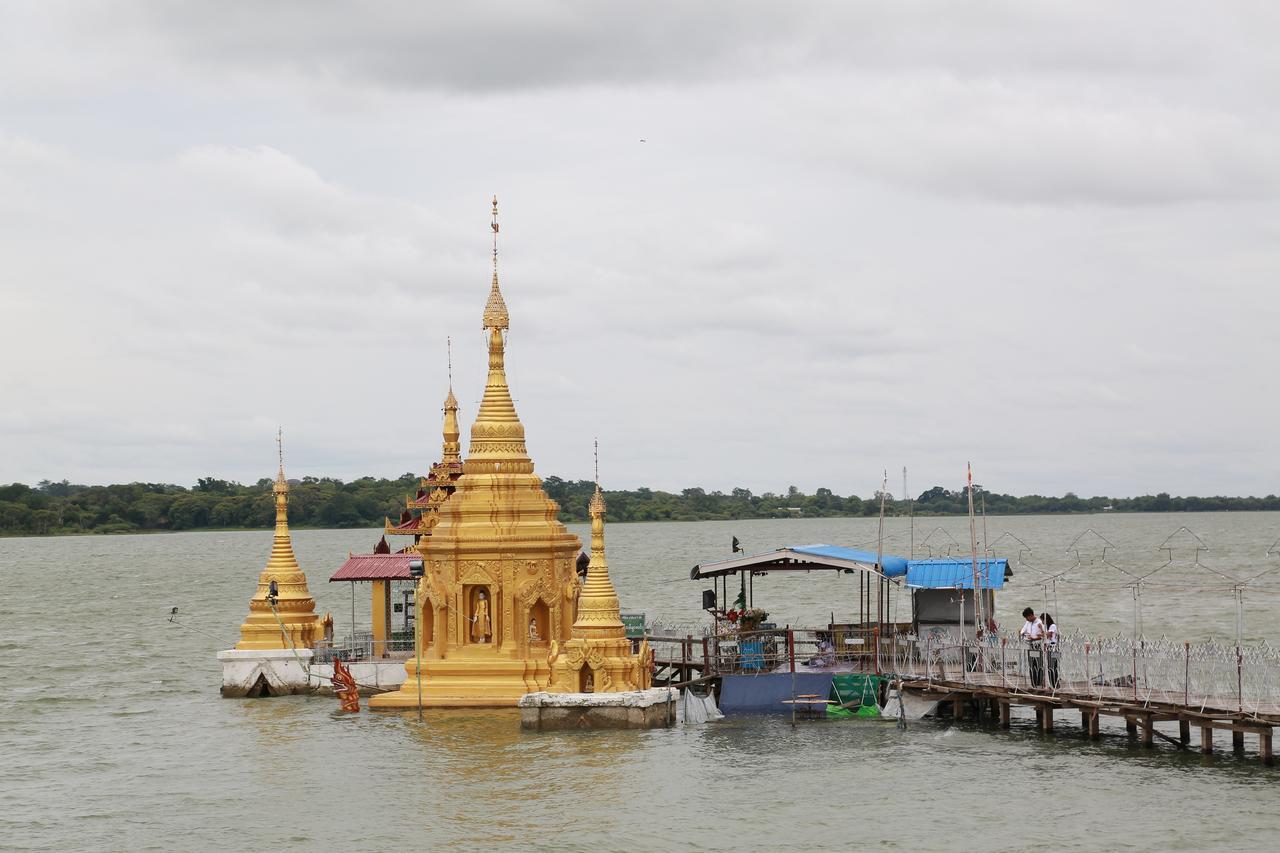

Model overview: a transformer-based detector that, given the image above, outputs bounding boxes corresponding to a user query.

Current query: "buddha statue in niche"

[471,590,491,643]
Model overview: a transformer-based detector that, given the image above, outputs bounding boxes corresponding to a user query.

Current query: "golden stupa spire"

[482,195,509,331]
[468,195,529,471]
[441,336,461,464]
[234,429,319,650]
[267,427,299,573]
[572,439,625,638]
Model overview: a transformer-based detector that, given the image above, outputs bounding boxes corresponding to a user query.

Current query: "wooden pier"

[647,628,1280,768]
[900,671,1277,765]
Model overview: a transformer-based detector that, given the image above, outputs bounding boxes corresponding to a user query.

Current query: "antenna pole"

[966,462,984,640]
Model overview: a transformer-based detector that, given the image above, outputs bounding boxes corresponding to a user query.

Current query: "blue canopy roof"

[904,558,1010,590]
[788,544,909,578]
[689,543,907,581]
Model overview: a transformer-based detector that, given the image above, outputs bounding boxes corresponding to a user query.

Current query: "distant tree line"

[1,477,1278,537]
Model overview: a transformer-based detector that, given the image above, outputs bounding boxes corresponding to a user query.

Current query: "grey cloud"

[2,4,1279,497]
[100,2,1243,93]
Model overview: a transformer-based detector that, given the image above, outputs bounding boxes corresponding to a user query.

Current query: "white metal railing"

[882,630,1280,719]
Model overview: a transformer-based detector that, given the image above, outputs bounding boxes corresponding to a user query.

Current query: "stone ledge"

[217,648,315,662]
[518,687,676,709]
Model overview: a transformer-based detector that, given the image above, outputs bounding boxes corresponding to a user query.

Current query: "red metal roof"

[329,553,414,582]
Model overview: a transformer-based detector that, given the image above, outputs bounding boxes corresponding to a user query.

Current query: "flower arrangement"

[736,607,769,633]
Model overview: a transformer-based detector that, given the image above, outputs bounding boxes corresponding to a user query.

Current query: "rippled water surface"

[3,513,1279,851]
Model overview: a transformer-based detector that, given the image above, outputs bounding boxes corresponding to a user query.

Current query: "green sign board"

[621,612,647,639]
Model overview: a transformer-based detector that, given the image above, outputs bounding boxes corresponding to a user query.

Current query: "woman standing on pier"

[1042,613,1060,688]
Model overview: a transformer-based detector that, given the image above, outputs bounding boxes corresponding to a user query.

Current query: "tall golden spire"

[468,195,529,471]
[268,426,298,571]
[441,336,461,464]
[482,195,509,331]
[572,440,625,639]
[235,429,319,650]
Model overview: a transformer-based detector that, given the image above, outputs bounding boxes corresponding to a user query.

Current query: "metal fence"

[313,631,414,662]
[883,630,1280,720]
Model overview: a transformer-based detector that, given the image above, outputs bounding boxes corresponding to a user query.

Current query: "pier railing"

[314,632,414,662]
[885,631,1280,722]
[648,624,1280,721]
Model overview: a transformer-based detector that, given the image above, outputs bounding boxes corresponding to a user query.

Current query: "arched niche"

[465,584,494,644]
[527,598,550,648]
[420,597,434,651]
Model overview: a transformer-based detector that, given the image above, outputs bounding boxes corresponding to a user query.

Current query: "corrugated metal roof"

[690,544,907,580]
[329,553,415,582]
[789,544,909,578]
[904,558,1010,589]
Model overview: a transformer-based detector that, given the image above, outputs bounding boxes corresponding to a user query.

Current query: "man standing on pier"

[1020,608,1046,687]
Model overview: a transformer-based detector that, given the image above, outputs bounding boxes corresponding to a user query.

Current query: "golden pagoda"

[370,197,585,708]
[234,432,320,650]
[547,469,653,694]
[331,374,464,656]
[383,345,464,542]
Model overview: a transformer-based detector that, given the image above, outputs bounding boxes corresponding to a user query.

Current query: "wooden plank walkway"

[898,671,1278,766]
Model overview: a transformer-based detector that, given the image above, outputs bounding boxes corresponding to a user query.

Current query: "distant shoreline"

[3,505,1278,539]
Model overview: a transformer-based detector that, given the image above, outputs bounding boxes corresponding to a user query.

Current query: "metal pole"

[1184,641,1190,708]
[1235,588,1244,714]
[416,577,424,722]
[351,582,356,651]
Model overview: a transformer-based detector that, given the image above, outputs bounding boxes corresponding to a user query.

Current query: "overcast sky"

[2,2,1278,498]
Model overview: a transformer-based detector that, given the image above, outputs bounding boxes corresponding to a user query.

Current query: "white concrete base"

[217,648,316,697]
[518,687,677,730]
[308,661,408,695]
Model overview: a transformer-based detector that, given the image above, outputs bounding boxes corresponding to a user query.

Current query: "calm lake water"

[3,513,1279,851]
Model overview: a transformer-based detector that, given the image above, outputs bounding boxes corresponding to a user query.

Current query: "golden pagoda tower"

[547,454,653,694]
[234,431,320,650]
[371,197,584,708]
[383,343,464,543]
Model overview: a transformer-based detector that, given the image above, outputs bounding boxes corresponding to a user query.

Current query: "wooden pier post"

[1000,701,1010,729]
[1200,726,1214,754]
[1041,705,1054,733]
[1261,730,1273,766]
[1232,730,1245,755]
[1179,719,1190,747]
[955,697,966,721]
[1126,716,1138,738]
[1088,709,1100,740]
[1141,714,1154,748]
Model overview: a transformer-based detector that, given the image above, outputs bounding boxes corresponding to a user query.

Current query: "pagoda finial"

[483,195,509,331]
[274,427,287,493]
[441,338,461,463]
[590,438,605,518]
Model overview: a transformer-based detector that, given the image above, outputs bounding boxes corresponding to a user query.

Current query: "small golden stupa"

[383,350,463,542]
[370,198,584,708]
[234,431,320,650]
[547,461,653,694]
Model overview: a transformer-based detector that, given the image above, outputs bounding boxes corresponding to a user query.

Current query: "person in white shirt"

[1041,612,1059,688]
[1020,607,1045,687]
